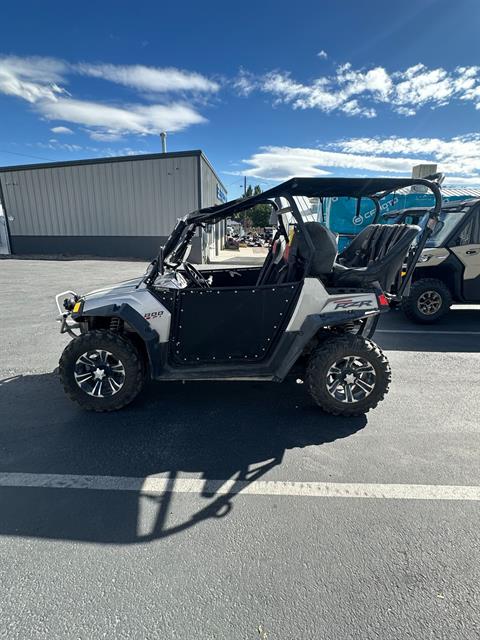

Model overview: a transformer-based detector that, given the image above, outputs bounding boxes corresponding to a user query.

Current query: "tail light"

[377,293,390,308]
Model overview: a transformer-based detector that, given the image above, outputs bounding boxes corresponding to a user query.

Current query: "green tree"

[235,184,271,229]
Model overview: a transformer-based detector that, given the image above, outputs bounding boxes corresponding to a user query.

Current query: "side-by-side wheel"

[401,278,452,323]
[306,334,391,416]
[59,330,146,411]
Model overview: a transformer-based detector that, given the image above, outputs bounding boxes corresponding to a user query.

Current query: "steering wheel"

[183,262,210,289]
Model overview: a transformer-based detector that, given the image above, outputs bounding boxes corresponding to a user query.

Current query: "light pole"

[243,176,248,233]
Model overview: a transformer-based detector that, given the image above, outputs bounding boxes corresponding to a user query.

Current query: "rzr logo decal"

[144,311,164,320]
[333,298,374,310]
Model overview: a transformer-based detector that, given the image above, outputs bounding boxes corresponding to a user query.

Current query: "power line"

[0,149,52,162]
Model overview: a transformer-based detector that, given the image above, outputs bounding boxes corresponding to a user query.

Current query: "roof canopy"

[187,176,442,223]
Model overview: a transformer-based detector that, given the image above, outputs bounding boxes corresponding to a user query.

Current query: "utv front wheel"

[306,335,391,416]
[59,330,146,411]
[401,278,451,323]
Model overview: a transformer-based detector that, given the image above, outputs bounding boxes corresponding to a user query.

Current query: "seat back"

[334,223,421,292]
[337,224,414,267]
[290,222,338,278]
[256,234,288,286]
[337,225,378,267]
[258,222,338,286]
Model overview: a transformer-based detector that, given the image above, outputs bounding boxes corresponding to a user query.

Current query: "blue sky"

[1,0,480,197]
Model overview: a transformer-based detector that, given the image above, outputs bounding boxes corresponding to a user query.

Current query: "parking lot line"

[377,329,480,335]
[1,472,479,501]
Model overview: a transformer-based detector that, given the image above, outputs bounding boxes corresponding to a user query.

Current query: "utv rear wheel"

[401,278,451,323]
[306,335,391,416]
[59,330,146,411]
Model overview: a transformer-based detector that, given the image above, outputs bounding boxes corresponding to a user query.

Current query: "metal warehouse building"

[0,150,227,263]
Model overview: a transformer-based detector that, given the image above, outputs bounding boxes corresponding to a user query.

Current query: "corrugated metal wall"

[200,155,222,208]
[200,156,226,258]
[0,154,199,237]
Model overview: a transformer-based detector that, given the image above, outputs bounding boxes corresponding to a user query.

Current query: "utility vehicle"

[56,177,441,416]
[380,199,480,322]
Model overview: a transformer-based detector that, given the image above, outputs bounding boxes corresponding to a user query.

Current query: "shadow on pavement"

[0,372,366,545]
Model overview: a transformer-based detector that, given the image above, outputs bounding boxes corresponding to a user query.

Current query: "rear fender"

[275,309,380,380]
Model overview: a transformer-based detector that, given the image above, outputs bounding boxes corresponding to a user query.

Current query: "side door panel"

[449,208,480,301]
[170,283,301,365]
[451,245,480,300]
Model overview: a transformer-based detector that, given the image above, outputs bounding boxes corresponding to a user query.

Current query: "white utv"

[381,199,480,323]
[56,177,441,416]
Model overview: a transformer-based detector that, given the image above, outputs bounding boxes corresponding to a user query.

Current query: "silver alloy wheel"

[326,356,376,404]
[417,290,442,315]
[74,349,126,398]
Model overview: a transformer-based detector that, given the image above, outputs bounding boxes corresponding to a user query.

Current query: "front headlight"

[63,296,77,311]
[418,254,431,263]
[55,290,78,315]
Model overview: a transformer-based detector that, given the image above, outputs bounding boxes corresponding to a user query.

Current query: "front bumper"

[55,290,83,337]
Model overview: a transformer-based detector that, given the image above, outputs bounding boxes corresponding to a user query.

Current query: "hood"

[83,277,144,303]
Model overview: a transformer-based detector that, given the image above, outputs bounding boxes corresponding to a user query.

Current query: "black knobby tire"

[59,330,146,411]
[401,278,452,324]
[306,334,391,416]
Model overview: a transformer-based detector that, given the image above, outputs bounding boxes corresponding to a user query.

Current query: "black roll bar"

[396,181,442,299]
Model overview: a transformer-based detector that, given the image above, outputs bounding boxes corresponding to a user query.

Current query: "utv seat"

[256,222,338,286]
[332,223,421,292]
[255,235,287,285]
[291,221,338,279]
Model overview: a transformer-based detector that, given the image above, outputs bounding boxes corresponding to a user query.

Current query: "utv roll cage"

[145,176,443,299]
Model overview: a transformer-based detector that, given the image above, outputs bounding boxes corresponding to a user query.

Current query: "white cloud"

[86,130,122,142]
[232,135,480,183]
[232,146,423,181]
[51,125,73,134]
[0,55,68,103]
[332,134,480,176]
[251,64,392,117]
[37,97,206,137]
[0,55,211,139]
[36,140,83,152]
[32,140,150,157]
[75,63,219,93]
[340,99,376,118]
[233,68,258,96]
[317,50,328,59]
[238,62,480,117]
[392,64,453,108]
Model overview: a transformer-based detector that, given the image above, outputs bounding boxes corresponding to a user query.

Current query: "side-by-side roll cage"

[144,176,443,299]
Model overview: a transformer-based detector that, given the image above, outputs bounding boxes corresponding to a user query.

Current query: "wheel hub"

[74,349,125,398]
[326,356,376,404]
[417,290,442,315]
[93,367,106,381]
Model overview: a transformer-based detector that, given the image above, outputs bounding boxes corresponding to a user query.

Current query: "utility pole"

[243,176,248,233]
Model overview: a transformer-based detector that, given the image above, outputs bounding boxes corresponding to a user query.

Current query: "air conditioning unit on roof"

[411,164,438,192]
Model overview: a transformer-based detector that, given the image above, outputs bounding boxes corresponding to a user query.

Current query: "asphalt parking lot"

[0,258,479,639]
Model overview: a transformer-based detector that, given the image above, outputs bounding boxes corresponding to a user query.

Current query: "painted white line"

[377,329,480,335]
[0,473,479,501]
